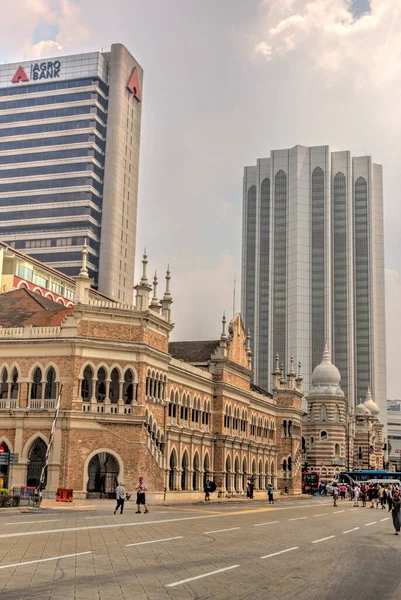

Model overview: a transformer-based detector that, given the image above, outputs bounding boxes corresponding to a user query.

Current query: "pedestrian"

[340,484,347,501]
[135,476,149,514]
[267,483,274,504]
[333,483,339,507]
[204,479,212,501]
[360,483,367,507]
[387,484,393,512]
[371,485,380,509]
[114,482,126,515]
[379,485,386,510]
[392,490,401,535]
[247,479,254,499]
[353,483,360,507]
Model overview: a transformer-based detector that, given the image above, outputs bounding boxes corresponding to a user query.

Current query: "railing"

[0,398,18,410]
[0,326,61,339]
[81,402,133,415]
[146,431,166,469]
[88,299,135,311]
[29,398,56,410]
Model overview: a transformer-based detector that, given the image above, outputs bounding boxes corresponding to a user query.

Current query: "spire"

[79,240,89,278]
[221,312,227,340]
[246,329,252,370]
[149,271,161,313]
[272,352,281,389]
[322,343,331,364]
[296,360,303,391]
[287,355,296,389]
[280,363,285,385]
[161,265,173,323]
[134,249,152,311]
[275,352,280,374]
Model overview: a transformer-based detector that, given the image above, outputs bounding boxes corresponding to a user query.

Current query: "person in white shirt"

[114,482,126,515]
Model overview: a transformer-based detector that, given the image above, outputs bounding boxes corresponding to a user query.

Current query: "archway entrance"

[0,441,10,489]
[27,438,47,488]
[86,452,119,498]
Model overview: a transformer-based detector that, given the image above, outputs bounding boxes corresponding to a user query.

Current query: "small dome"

[355,401,371,416]
[363,388,379,416]
[309,345,344,396]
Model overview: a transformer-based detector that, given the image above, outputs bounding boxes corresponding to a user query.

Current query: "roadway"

[0,496,400,600]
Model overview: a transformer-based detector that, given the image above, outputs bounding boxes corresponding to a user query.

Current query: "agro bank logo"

[11,60,61,84]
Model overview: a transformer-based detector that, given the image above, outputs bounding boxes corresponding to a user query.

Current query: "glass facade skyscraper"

[0,44,143,301]
[241,145,387,427]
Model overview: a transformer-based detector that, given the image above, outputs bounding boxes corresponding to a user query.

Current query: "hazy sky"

[2,0,401,397]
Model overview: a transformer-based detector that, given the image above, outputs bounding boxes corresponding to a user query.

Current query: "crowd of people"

[331,481,401,534]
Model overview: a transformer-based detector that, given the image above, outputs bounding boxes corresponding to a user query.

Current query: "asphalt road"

[0,497,400,600]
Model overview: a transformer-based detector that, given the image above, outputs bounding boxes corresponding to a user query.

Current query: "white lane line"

[343,527,360,534]
[5,519,60,526]
[365,522,377,526]
[349,508,358,511]
[289,517,307,521]
[313,513,328,517]
[126,536,183,547]
[260,547,299,559]
[254,521,279,527]
[0,551,92,571]
[334,510,345,514]
[311,535,335,544]
[204,527,241,535]
[381,517,390,522]
[166,564,240,588]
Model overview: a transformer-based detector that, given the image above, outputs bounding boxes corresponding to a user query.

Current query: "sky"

[1,0,401,397]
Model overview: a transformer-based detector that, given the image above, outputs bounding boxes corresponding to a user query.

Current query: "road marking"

[343,527,360,533]
[126,536,183,547]
[311,535,335,544]
[254,521,279,527]
[349,508,358,511]
[4,519,60,526]
[289,517,307,521]
[334,510,345,514]
[166,564,240,587]
[313,513,328,517]
[204,527,241,534]
[381,517,390,522]
[260,547,299,559]
[0,551,92,571]
[365,522,377,526]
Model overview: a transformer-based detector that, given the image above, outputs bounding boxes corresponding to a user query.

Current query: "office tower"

[241,145,387,424]
[0,43,143,301]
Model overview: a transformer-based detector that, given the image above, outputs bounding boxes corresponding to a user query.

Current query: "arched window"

[320,430,328,441]
[169,450,177,491]
[44,367,56,400]
[334,406,340,424]
[181,452,188,491]
[193,453,199,491]
[334,443,341,456]
[96,367,106,402]
[109,368,120,403]
[320,405,328,422]
[203,453,210,488]
[168,390,174,417]
[259,460,263,490]
[288,420,292,437]
[124,370,135,403]
[81,366,93,401]
[282,420,287,437]
[10,368,19,400]
[0,368,8,399]
[288,456,292,472]
[282,458,287,472]
[31,367,42,400]
[310,436,315,446]
[225,455,231,491]
[302,436,306,453]
[311,166,325,370]
[242,458,247,491]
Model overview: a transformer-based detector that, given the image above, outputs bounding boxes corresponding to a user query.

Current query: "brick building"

[0,251,303,501]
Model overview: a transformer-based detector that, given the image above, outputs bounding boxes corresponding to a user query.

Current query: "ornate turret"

[149,271,161,313]
[74,241,93,303]
[363,387,380,416]
[246,329,252,370]
[134,250,152,311]
[161,266,173,323]
[308,344,344,396]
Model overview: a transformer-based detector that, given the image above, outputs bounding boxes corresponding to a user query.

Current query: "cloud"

[256,0,401,86]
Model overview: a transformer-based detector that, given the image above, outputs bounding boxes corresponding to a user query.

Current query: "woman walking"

[333,483,339,507]
[391,490,401,535]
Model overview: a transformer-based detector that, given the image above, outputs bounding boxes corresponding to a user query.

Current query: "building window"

[320,431,328,441]
[33,274,48,288]
[50,282,63,295]
[17,265,33,281]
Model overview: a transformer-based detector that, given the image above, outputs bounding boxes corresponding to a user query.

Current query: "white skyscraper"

[241,144,387,426]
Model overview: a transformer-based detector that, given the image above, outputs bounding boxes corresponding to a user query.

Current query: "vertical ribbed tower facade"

[241,145,387,427]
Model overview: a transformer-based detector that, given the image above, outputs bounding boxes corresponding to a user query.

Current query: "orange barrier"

[56,488,73,502]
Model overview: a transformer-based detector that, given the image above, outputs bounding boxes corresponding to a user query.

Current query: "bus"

[302,471,320,494]
[338,470,401,484]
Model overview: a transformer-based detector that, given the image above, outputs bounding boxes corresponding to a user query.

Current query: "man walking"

[114,482,126,515]
[136,476,149,514]
[267,483,274,504]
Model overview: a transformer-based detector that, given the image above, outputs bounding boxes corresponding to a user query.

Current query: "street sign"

[0,453,9,465]
[9,453,18,464]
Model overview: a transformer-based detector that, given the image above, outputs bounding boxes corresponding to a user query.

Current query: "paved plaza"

[0,497,400,600]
